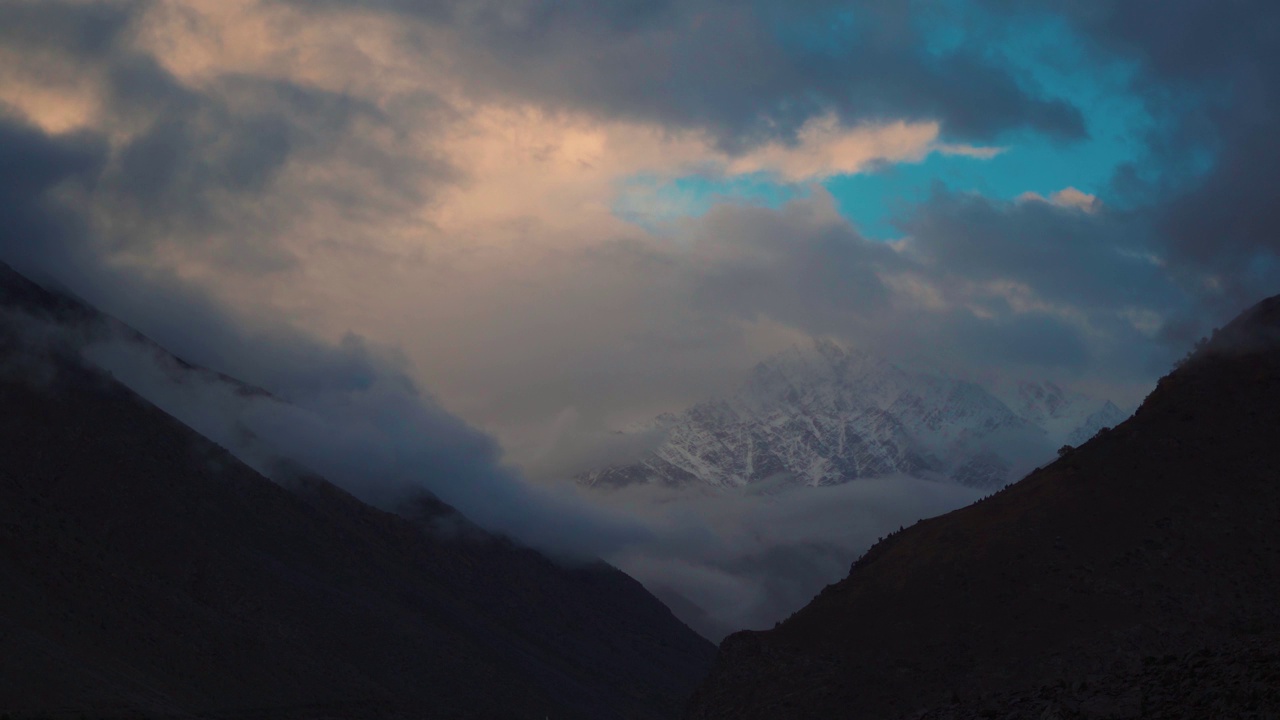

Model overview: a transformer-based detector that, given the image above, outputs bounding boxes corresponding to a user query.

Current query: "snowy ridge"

[580,340,1131,491]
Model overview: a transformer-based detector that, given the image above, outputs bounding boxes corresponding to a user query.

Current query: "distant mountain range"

[581,339,1129,491]
[687,295,1280,719]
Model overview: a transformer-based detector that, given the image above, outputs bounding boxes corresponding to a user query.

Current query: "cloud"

[599,477,985,640]
[517,407,671,484]
[722,115,1002,183]
[284,0,1086,149]
[0,73,642,561]
[565,188,1173,389]
[0,113,105,280]
[0,1,1168,431]
[0,1,137,74]
[37,296,989,638]
[899,187,1170,313]
[1,0,455,284]
[5,282,652,561]
[5,264,987,639]
[985,0,1280,322]
[1017,187,1100,212]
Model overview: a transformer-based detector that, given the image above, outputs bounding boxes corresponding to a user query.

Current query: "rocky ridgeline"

[686,295,1280,719]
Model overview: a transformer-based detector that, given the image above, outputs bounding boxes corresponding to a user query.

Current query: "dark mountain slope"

[0,264,714,719]
[688,296,1280,719]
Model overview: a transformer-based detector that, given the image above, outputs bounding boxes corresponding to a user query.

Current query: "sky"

[3,0,1279,636]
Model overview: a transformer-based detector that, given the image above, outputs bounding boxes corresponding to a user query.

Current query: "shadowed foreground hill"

[688,296,1280,719]
[0,264,714,719]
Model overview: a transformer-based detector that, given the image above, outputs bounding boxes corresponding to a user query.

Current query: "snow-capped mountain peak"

[579,340,1131,492]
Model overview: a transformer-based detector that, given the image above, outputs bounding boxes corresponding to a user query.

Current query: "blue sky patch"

[613,3,1159,240]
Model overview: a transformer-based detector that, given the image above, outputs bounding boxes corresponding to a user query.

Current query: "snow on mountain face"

[579,341,1131,491]
[1066,400,1128,446]
[1008,381,1096,439]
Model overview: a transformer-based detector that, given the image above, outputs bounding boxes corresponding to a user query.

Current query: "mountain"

[686,296,1280,719]
[581,339,1126,491]
[0,262,715,719]
[1010,380,1130,447]
[1066,399,1129,446]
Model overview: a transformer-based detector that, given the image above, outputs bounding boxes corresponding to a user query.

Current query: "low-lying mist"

[8,306,984,640]
[590,479,983,640]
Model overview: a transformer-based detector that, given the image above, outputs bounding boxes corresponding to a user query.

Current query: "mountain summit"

[583,340,1125,491]
[686,297,1280,718]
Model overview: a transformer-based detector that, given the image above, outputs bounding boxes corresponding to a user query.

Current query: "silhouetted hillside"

[0,263,714,719]
[688,296,1280,719]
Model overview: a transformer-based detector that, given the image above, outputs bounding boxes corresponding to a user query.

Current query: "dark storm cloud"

[0,0,138,58]
[685,196,1107,372]
[98,59,417,271]
[2,0,447,274]
[1062,2,1280,265]
[0,113,108,288]
[686,200,901,334]
[945,309,1089,369]
[900,188,1176,313]
[291,0,1085,149]
[982,0,1280,322]
[0,3,127,280]
[106,67,400,271]
[575,192,1132,379]
[0,103,298,388]
[843,184,1192,376]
